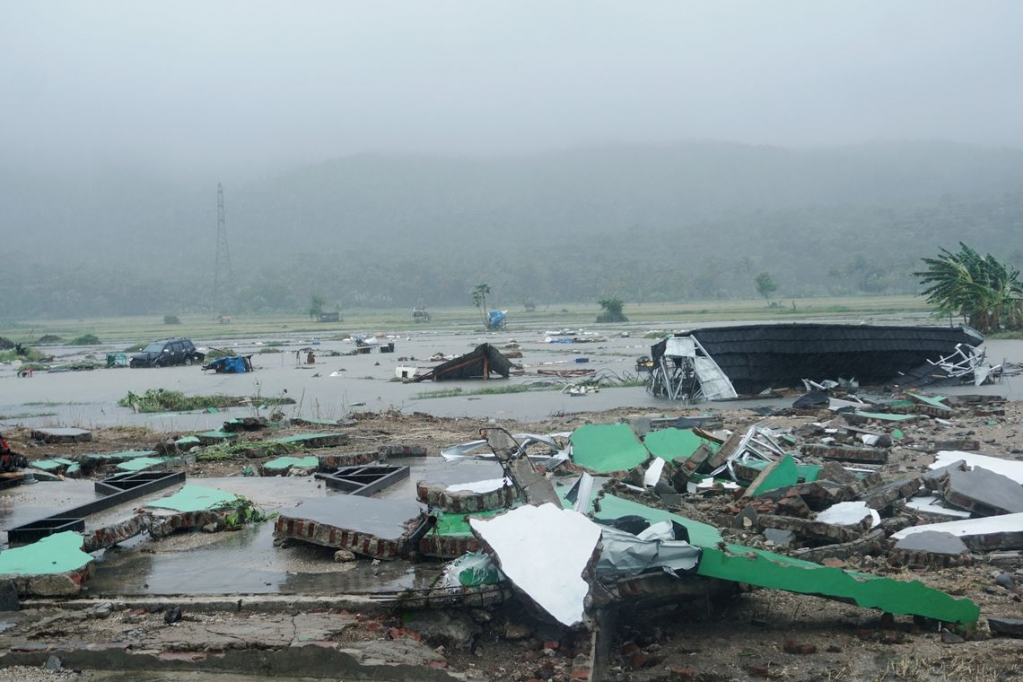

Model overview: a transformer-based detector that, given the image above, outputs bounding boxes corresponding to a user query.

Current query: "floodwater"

[4,320,1021,432]
[2,320,1023,596]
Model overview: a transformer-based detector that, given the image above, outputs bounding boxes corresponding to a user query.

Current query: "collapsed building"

[647,323,993,402]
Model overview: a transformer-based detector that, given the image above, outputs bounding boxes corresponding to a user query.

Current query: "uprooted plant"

[119,389,296,414]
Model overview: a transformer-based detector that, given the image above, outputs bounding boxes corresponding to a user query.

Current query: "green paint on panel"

[594,494,978,625]
[853,411,917,422]
[116,457,170,472]
[271,433,344,446]
[263,455,319,471]
[82,450,157,462]
[198,430,239,441]
[748,455,800,496]
[175,436,202,448]
[434,509,504,536]
[570,423,649,473]
[32,458,75,471]
[891,429,904,441]
[908,394,951,410]
[147,485,240,513]
[737,459,821,484]
[0,532,93,576]
[643,428,719,462]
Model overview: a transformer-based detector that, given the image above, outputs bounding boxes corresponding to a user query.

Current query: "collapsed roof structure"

[649,323,989,402]
[413,343,513,382]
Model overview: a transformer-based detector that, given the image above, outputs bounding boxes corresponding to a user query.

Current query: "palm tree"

[915,243,1023,333]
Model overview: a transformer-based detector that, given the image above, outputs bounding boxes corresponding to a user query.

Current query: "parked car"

[129,338,204,368]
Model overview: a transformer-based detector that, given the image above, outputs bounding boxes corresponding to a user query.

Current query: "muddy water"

[6,323,1019,431]
[0,327,664,430]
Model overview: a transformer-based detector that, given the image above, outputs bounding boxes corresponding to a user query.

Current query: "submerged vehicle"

[130,338,204,368]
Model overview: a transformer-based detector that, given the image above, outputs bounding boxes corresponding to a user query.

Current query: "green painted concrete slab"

[0,532,93,576]
[908,394,952,411]
[175,436,202,448]
[198,430,239,442]
[263,455,319,471]
[147,485,240,513]
[115,457,171,472]
[434,509,503,536]
[748,455,799,496]
[737,459,821,484]
[82,450,157,462]
[66,462,80,476]
[643,428,719,462]
[271,433,345,448]
[293,418,345,426]
[594,494,978,625]
[853,411,917,422]
[32,458,75,471]
[569,423,649,473]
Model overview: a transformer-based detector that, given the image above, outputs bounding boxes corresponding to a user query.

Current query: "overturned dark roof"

[653,323,983,395]
[415,343,513,382]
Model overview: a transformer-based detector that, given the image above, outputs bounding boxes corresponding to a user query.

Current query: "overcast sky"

[3,1,1022,177]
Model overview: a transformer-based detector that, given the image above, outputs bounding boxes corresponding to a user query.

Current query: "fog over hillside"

[3,3,1023,318]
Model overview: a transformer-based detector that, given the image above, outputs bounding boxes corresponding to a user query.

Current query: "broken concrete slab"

[569,423,649,474]
[816,501,880,528]
[0,532,93,597]
[942,466,1023,516]
[906,495,972,520]
[146,485,240,513]
[261,455,319,475]
[801,443,889,465]
[269,433,349,451]
[274,496,428,559]
[892,530,970,567]
[470,503,601,628]
[30,427,91,444]
[642,428,718,463]
[891,513,1023,551]
[416,479,515,513]
[988,617,1023,638]
[595,494,979,624]
[861,477,922,510]
[743,454,799,497]
[931,451,1023,485]
[758,514,867,545]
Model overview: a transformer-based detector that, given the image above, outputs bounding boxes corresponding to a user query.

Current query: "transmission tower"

[213,183,235,315]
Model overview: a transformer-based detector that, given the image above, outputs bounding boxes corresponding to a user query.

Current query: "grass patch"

[414,383,566,399]
[0,412,57,420]
[69,334,101,345]
[118,389,296,414]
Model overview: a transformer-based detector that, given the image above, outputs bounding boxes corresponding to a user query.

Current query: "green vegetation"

[471,283,491,327]
[118,389,296,414]
[755,272,778,301]
[596,297,628,323]
[915,242,1023,333]
[69,334,101,345]
[308,294,326,321]
[216,495,276,529]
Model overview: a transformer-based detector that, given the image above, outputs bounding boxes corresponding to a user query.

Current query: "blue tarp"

[203,356,252,373]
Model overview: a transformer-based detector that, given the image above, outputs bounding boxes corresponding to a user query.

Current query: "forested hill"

[3,140,1023,318]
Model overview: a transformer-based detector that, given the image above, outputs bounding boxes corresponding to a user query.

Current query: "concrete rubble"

[3,388,1023,680]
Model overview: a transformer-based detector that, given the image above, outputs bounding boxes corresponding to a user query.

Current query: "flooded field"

[2,320,1022,432]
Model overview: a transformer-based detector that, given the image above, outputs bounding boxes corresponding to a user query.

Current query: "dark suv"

[130,338,204,368]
